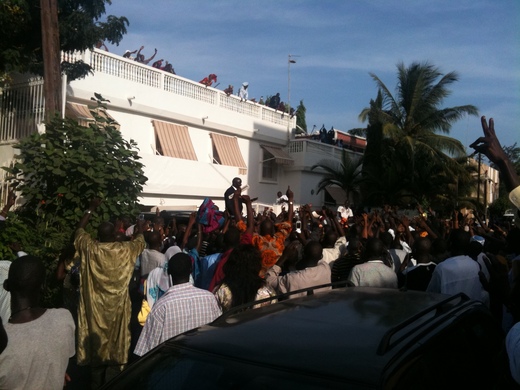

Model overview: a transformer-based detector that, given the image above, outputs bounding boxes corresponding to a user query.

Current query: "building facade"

[0,48,362,211]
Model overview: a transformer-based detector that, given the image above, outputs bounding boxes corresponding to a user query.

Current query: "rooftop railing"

[1,49,294,143]
[288,138,363,159]
[67,49,291,127]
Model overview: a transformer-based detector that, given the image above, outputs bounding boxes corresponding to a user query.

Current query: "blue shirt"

[195,252,223,290]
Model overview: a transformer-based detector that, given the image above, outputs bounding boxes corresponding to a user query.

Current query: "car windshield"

[104,345,372,390]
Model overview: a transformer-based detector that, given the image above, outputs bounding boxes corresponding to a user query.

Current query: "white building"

[0,48,363,211]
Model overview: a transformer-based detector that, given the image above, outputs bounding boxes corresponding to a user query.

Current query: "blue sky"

[104,0,519,151]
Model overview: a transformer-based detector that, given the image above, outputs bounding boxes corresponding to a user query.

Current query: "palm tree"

[311,150,363,205]
[359,61,478,207]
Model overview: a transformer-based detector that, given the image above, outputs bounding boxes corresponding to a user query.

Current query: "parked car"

[138,210,194,227]
[102,287,513,389]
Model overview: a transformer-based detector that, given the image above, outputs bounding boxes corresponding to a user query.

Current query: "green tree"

[2,95,147,302]
[295,99,307,134]
[311,150,363,205]
[359,61,478,207]
[0,0,129,79]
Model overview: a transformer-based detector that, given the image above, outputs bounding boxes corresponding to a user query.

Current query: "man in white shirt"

[426,230,489,306]
[347,238,398,288]
[238,82,249,101]
[337,201,353,220]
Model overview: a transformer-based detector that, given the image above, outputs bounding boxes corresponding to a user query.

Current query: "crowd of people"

[0,116,519,388]
[122,45,176,74]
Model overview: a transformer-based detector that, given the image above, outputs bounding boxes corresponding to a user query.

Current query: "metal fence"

[0,77,44,143]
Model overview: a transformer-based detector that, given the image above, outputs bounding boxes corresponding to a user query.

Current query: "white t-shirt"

[276,195,289,204]
[0,261,11,324]
[0,309,76,390]
[337,206,353,219]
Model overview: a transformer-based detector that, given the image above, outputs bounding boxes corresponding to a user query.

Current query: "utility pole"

[483,170,488,224]
[40,0,61,120]
[287,54,299,142]
[477,152,481,206]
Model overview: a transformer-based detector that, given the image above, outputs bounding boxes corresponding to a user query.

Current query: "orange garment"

[251,222,292,270]
[199,74,217,86]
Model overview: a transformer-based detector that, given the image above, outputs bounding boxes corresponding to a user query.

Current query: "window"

[260,145,293,182]
[65,102,95,127]
[261,148,278,181]
[260,145,294,166]
[210,133,247,174]
[108,347,346,390]
[152,120,197,160]
[65,102,120,130]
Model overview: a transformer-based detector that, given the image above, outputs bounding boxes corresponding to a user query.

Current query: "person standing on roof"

[269,92,280,109]
[135,46,158,65]
[238,82,249,101]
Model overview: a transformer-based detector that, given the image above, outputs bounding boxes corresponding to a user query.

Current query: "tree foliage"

[295,99,307,134]
[0,0,129,79]
[359,61,478,209]
[2,95,147,269]
[311,150,363,205]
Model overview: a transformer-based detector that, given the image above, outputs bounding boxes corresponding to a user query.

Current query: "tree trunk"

[40,0,61,119]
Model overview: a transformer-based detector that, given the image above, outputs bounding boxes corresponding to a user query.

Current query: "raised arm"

[77,197,102,230]
[399,215,414,248]
[181,212,197,250]
[233,187,243,224]
[286,186,294,226]
[299,204,311,242]
[415,215,438,240]
[361,213,369,240]
[470,116,520,193]
[239,193,255,236]
[144,48,158,64]
[452,209,460,230]
[327,206,345,238]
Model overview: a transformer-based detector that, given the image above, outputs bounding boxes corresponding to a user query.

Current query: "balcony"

[287,137,363,171]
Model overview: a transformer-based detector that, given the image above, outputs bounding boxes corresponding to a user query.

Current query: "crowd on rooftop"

[0,116,519,388]
[95,43,297,114]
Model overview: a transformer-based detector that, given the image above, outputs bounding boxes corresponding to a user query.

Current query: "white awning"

[210,133,247,168]
[261,145,294,166]
[152,120,198,160]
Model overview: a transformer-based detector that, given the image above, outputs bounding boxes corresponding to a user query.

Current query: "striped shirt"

[134,282,222,356]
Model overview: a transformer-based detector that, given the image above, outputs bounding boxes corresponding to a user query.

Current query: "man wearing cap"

[123,49,137,60]
[239,82,249,101]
